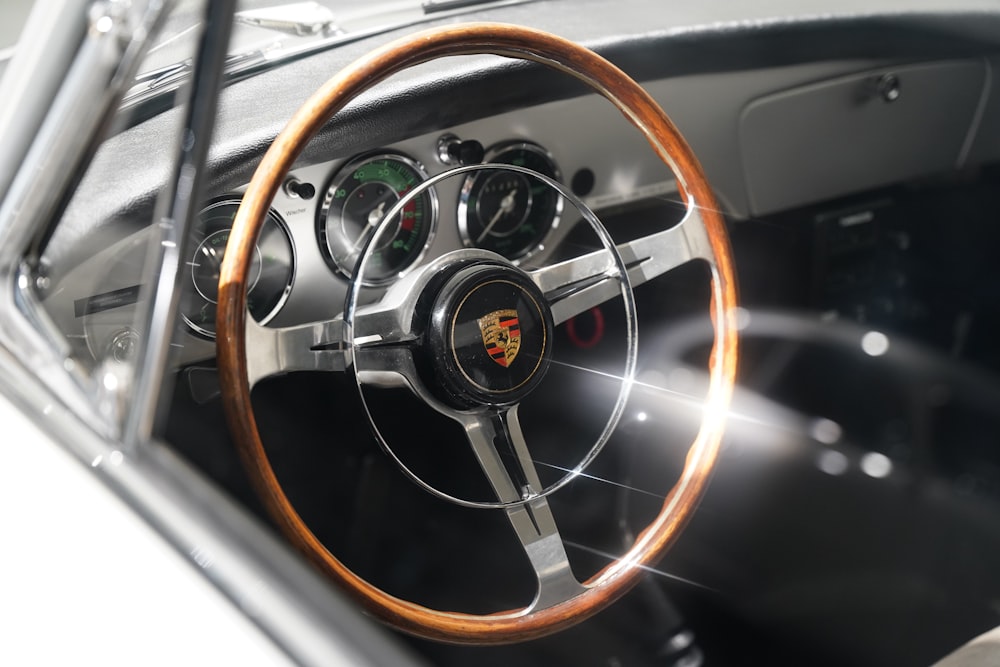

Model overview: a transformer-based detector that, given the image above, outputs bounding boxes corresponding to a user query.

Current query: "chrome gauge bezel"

[316,151,439,287]
[181,197,296,339]
[457,140,563,263]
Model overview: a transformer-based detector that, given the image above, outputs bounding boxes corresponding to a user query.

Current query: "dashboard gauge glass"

[458,141,562,261]
[317,152,437,285]
[181,198,294,338]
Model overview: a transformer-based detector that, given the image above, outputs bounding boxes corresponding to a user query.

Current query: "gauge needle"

[476,187,517,243]
[352,200,388,252]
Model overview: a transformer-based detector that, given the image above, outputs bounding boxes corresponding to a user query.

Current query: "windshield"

[126,0,535,109]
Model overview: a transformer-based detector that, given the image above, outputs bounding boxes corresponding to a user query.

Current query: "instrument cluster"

[181,136,566,339]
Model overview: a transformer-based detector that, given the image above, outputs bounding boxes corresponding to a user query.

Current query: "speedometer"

[457,141,562,261]
[317,152,437,285]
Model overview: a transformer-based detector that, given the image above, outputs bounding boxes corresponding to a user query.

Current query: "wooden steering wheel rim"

[217,23,739,645]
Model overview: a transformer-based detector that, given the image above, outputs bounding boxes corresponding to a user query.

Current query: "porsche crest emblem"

[478,309,521,368]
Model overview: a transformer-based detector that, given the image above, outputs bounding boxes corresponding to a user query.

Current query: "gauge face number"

[459,142,562,261]
[318,154,436,285]
[181,200,294,338]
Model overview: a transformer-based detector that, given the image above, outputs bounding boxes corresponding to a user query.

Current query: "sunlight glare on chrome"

[564,540,718,592]
[531,458,665,499]
[550,357,814,443]
[547,357,634,384]
[548,357,704,406]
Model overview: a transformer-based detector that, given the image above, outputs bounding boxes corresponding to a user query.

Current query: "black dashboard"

[44,45,1000,366]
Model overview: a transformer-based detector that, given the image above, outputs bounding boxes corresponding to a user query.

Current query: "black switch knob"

[449,139,484,166]
[285,178,316,200]
[437,133,485,166]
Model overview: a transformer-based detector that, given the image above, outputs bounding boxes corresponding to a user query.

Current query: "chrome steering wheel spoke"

[244,293,419,388]
[352,344,420,391]
[245,316,347,387]
[531,201,712,324]
[459,406,586,610]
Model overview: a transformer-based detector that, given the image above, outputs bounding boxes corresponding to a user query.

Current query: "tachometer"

[317,152,437,285]
[181,198,294,338]
[457,141,562,261]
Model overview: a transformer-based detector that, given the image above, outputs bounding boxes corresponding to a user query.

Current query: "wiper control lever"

[235,1,341,37]
[424,0,516,14]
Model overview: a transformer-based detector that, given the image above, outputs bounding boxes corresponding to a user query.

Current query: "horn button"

[425,262,553,409]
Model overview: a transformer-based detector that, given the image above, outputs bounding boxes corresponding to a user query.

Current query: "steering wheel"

[217,23,738,645]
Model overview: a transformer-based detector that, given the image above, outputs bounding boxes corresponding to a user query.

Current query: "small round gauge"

[458,141,563,261]
[181,198,295,338]
[317,152,437,285]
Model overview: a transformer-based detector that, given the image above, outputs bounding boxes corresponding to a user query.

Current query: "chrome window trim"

[0,2,422,664]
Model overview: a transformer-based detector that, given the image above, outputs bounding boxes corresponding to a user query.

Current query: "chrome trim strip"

[0,0,176,439]
[123,0,237,448]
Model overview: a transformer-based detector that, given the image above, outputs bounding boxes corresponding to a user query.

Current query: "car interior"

[11,0,1000,664]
